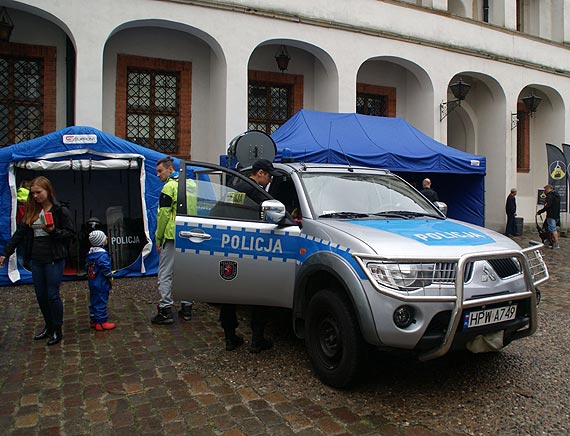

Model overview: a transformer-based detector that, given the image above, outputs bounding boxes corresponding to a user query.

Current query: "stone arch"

[356,56,434,135]
[445,72,507,228]
[515,85,565,222]
[248,39,339,115]
[103,19,227,161]
[1,2,78,131]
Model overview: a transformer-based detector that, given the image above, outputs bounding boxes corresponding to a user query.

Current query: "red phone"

[44,211,54,226]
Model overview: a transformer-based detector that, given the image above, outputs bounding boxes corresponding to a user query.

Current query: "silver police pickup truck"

[173,160,548,388]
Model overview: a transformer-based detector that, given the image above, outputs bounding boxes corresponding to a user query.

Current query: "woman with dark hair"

[0,176,75,345]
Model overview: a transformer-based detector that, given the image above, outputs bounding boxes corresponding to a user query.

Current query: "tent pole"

[80,170,86,232]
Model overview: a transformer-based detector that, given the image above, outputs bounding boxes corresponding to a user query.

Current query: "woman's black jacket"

[2,202,75,263]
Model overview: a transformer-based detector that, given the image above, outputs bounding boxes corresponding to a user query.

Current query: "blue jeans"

[546,218,558,234]
[31,259,65,327]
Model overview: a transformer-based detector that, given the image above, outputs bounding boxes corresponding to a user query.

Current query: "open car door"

[172,161,300,308]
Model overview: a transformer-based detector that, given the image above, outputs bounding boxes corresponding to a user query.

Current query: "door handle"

[179,230,212,240]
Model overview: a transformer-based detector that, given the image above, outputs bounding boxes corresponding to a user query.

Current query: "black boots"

[225,335,244,351]
[34,325,53,340]
[178,302,193,321]
[47,325,62,346]
[151,306,174,325]
[249,337,273,354]
[224,328,244,351]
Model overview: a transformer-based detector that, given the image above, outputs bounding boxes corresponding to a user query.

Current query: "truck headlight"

[367,262,433,291]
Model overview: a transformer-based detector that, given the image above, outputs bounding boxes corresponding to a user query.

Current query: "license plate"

[463,304,517,329]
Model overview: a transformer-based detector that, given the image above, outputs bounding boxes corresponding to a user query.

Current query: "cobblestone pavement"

[0,232,568,436]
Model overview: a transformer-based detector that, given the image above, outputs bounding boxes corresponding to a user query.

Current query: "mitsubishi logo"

[481,265,497,282]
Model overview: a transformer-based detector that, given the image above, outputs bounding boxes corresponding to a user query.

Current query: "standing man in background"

[420,178,439,203]
[504,188,517,237]
[537,184,561,249]
[151,157,193,324]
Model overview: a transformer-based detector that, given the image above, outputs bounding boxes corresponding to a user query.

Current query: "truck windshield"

[300,172,442,219]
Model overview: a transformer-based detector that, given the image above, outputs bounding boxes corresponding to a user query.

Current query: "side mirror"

[261,199,286,224]
[434,201,448,216]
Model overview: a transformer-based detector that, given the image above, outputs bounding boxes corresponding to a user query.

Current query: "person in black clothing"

[537,184,561,249]
[0,176,75,345]
[420,178,439,203]
[220,159,279,354]
[504,188,518,236]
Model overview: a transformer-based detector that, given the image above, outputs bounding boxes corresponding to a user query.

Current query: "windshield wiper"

[373,210,442,219]
[371,211,411,219]
[319,212,369,219]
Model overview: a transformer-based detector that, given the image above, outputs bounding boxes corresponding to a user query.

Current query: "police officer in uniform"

[221,159,279,353]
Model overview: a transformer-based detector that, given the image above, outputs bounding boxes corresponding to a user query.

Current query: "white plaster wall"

[148,0,570,73]
[454,76,507,230]
[313,57,339,112]
[490,0,506,26]
[552,0,564,41]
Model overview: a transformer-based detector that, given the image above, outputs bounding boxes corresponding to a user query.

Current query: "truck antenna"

[336,140,353,172]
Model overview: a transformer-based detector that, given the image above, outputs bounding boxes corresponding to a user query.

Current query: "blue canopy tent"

[271,110,486,225]
[0,126,178,286]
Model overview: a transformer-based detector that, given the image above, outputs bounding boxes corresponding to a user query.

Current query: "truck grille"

[433,262,474,284]
[487,257,521,278]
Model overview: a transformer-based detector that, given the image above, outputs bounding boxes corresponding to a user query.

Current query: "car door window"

[179,164,266,221]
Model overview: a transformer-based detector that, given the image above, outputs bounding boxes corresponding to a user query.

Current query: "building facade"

[1,0,570,230]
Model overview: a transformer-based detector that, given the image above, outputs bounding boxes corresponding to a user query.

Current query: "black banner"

[546,143,567,212]
[563,143,570,185]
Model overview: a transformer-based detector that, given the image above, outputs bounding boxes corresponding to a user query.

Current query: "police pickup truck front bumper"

[354,244,549,360]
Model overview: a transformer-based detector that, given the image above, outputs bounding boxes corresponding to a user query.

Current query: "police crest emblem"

[220,260,238,281]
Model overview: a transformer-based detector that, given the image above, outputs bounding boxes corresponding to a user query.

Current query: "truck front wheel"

[305,289,365,388]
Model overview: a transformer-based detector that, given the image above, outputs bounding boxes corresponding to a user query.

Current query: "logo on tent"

[63,134,97,144]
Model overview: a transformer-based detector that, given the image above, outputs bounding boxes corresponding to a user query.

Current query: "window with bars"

[0,55,44,146]
[126,68,179,153]
[356,92,388,117]
[248,81,292,135]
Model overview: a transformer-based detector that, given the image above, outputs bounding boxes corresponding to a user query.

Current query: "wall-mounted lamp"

[275,45,290,73]
[511,92,543,130]
[0,7,14,43]
[522,93,542,118]
[440,78,471,121]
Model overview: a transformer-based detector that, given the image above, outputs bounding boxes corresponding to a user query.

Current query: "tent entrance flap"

[15,159,148,275]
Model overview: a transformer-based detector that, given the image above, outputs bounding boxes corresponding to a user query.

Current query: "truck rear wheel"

[305,289,365,388]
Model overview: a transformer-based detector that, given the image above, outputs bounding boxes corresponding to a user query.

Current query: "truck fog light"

[393,305,415,329]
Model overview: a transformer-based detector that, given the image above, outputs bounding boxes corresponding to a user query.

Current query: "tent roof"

[271,110,486,175]
[0,125,171,164]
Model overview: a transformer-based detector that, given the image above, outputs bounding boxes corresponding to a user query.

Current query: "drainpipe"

[65,36,75,127]
[483,0,489,23]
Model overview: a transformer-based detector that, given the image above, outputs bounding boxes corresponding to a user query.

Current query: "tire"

[305,289,366,388]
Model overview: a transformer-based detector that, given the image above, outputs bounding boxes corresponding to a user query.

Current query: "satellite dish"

[227,130,276,168]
